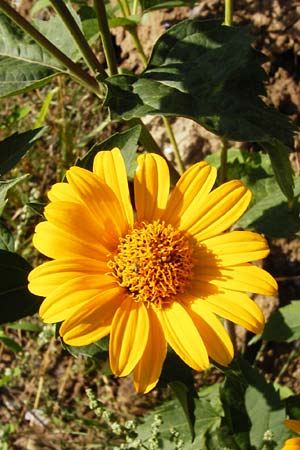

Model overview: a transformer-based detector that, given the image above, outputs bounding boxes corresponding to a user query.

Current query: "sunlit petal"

[134,153,170,222]
[188,180,252,239]
[28,257,109,297]
[156,302,209,371]
[162,161,217,227]
[110,297,149,376]
[192,262,277,296]
[187,301,234,366]
[134,307,167,393]
[60,288,123,346]
[202,231,270,265]
[92,148,134,227]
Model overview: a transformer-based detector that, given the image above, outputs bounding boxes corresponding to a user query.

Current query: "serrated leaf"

[77,125,142,179]
[0,174,29,212]
[0,13,65,98]
[226,358,291,450]
[0,250,41,325]
[0,127,45,175]
[245,385,290,449]
[0,222,14,251]
[104,19,295,189]
[262,300,300,343]
[33,4,83,61]
[136,385,222,449]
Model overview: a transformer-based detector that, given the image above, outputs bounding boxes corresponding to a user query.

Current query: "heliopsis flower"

[282,420,300,450]
[28,148,277,393]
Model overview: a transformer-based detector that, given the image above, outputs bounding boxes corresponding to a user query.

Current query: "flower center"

[108,220,194,307]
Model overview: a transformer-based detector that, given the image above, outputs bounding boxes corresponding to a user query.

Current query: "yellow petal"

[156,301,209,371]
[188,301,234,366]
[28,257,108,297]
[192,262,278,296]
[189,291,265,334]
[134,153,170,222]
[162,161,217,227]
[188,180,252,240]
[44,198,117,251]
[133,307,167,393]
[110,297,149,377]
[33,221,109,260]
[282,438,300,450]
[285,420,300,434]
[92,148,134,228]
[202,231,270,265]
[66,166,130,240]
[60,288,123,346]
[39,276,120,323]
[47,182,80,203]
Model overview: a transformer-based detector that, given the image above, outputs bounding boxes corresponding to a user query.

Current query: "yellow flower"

[282,420,300,449]
[28,148,277,393]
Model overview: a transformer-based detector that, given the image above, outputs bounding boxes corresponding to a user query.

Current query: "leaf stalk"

[49,0,106,78]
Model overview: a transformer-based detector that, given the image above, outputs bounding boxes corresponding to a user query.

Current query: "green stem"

[128,28,148,67]
[49,0,106,78]
[224,0,234,26]
[122,0,131,16]
[0,1,101,96]
[162,117,185,175]
[132,0,139,15]
[116,0,127,16]
[220,137,229,183]
[93,0,118,76]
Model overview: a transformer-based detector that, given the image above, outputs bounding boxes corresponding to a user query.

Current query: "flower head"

[282,420,300,450]
[28,148,277,393]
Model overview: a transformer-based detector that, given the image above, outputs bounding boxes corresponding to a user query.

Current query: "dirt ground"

[1,1,300,449]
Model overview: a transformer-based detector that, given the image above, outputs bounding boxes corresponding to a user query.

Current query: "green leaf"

[285,395,300,420]
[77,125,142,179]
[136,384,222,449]
[236,177,300,238]
[0,127,45,175]
[0,174,29,212]
[262,139,295,200]
[33,4,83,61]
[109,15,140,28]
[0,13,65,98]
[262,300,300,343]
[225,357,291,450]
[104,19,295,195]
[245,385,290,449]
[0,221,14,252]
[160,352,198,441]
[0,250,41,325]
[62,335,109,358]
[141,0,196,12]
[0,329,22,353]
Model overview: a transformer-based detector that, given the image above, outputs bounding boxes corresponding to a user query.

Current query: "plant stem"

[220,137,229,183]
[162,117,185,175]
[0,1,101,96]
[128,28,148,67]
[132,0,139,15]
[93,0,118,76]
[49,0,106,78]
[116,0,127,16]
[122,0,131,16]
[224,0,234,26]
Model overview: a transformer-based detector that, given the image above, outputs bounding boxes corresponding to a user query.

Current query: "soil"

[1,1,300,449]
